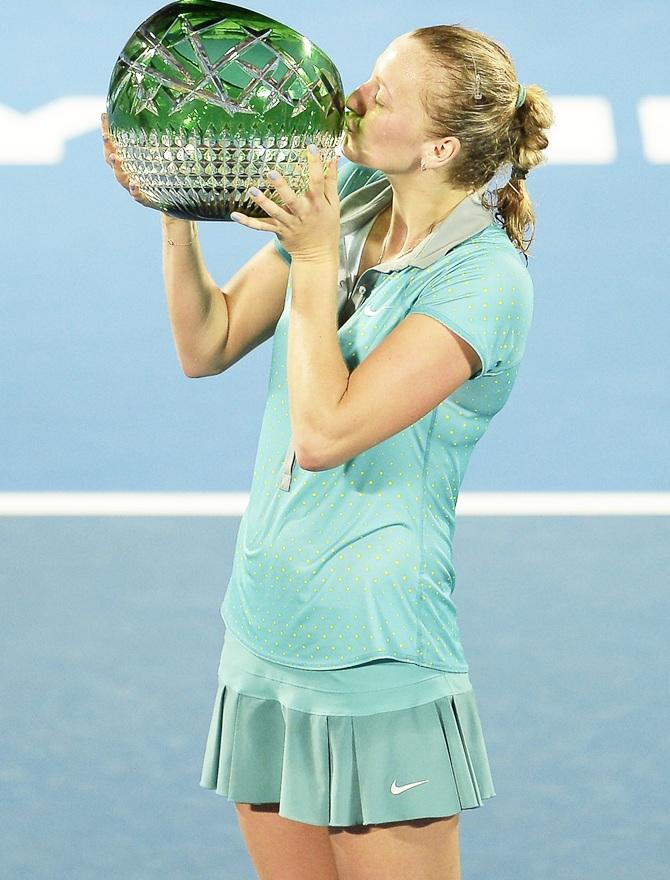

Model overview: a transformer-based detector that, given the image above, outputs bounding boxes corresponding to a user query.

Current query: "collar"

[338,171,493,271]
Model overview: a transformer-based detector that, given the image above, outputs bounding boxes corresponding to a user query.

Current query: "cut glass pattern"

[106,1,347,220]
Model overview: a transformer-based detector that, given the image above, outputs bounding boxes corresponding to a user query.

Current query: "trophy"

[106,0,347,220]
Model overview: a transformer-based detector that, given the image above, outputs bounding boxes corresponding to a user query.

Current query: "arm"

[287,257,350,468]
[160,215,229,377]
[103,110,231,378]
[104,110,287,379]
[299,312,481,471]
[162,219,292,378]
[294,240,534,471]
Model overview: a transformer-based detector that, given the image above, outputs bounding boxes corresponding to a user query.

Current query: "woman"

[103,23,553,880]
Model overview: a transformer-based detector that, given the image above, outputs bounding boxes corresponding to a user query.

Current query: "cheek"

[374,116,416,149]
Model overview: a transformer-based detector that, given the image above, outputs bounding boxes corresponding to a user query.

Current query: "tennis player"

[103,22,553,880]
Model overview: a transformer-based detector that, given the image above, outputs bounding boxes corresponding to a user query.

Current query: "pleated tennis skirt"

[199,627,496,827]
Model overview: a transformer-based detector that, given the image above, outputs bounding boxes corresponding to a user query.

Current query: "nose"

[345,83,367,113]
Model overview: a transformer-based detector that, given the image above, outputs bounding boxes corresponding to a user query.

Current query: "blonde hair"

[408,24,555,263]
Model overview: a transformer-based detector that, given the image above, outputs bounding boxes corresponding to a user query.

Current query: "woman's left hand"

[231,146,341,264]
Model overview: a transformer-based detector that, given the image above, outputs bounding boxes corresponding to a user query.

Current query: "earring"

[420,159,427,172]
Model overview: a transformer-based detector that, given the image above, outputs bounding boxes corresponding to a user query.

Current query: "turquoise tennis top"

[220,160,534,672]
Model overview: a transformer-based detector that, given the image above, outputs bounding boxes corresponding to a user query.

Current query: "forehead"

[374,37,426,92]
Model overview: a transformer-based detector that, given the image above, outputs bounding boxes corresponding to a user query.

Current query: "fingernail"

[307,144,318,155]
[230,212,241,221]
[249,186,260,196]
[268,170,279,180]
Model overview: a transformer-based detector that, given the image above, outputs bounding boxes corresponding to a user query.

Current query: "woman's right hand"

[101,111,154,208]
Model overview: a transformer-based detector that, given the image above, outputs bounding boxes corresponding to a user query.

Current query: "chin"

[341,135,372,166]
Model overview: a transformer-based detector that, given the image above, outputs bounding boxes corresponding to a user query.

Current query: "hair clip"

[469,53,483,100]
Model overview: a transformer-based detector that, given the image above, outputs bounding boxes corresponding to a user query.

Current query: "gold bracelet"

[166,234,196,246]
[164,220,197,246]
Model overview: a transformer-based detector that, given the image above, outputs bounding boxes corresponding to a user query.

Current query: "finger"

[264,171,299,214]
[103,139,117,164]
[109,154,131,189]
[230,211,277,233]
[102,132,115,163]
[306,144,324,199]
[324,154,339,201]
[108,152,121,175]
[101,114,114,148]
[101,114,111,149]
[101,114,118,162]
[128,179,154,207]
[246,186,292,223]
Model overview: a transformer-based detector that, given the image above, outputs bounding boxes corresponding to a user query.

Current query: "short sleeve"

[407,242,534,379]
[271,159,366,266]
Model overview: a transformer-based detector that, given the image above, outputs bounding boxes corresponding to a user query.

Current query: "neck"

[380,170,474,257]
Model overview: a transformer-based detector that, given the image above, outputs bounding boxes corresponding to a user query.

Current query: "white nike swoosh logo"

[363,304,393,317]
[390,778,430,795]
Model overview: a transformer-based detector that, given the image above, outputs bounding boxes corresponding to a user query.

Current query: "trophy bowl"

[106,0,347,220]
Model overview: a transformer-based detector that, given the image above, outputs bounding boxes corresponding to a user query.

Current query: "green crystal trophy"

[106,0,347,220]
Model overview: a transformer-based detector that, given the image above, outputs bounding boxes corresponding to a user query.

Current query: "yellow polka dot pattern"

[220,168,534,673]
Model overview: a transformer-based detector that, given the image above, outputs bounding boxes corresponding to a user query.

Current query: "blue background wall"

[2,0,668,492]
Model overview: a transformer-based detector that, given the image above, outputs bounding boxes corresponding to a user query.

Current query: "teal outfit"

[200,160,533,825]
[220,160,534,673]
[200,627,495,826]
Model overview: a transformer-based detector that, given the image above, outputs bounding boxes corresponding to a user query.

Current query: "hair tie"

[515,82,527,109]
